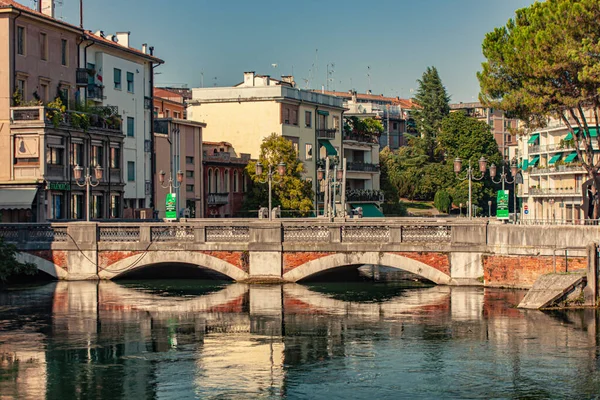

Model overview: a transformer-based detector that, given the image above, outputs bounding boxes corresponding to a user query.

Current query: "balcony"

[345,189,384,203]
[529,164,586,175]
[529,142,599,154]
[317,129,337,139]
[76,68,89,86]
[527,188,582,197]
[207,193,229,205]
[87,84,104,101]
[11,106,122,133]
[346,162,379,173]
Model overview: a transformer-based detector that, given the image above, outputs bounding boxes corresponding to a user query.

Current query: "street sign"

[497,190,509,220]
[165,193,177,219]
[524,204,529,215]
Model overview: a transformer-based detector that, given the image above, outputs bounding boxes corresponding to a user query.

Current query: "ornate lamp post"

[454,156,488,219]
[489,159,520,222]
[255,161,286,220]
[317,162,344,219]
[158,169,184,194]
[73,164,103,221]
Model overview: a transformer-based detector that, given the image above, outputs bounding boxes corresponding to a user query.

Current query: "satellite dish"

[112,35,119,43]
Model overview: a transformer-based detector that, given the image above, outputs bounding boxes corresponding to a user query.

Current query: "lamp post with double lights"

[73,164,103,221]
[489,159,520,222]
[158,169,184,194]
[255,161,286,220]
[454,156,488,219]
[158,169,183,219]
[317,159,344,219]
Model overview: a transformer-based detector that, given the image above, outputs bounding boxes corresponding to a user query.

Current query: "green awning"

[522,160,529,169]
[574,127,599,137]
[548,153,562,165]
[530,155,540,166]
[317,110,329,116]
[527,133,540,144]
[350,203,384,217]
[319,139,337,156]
[564,132,573,141]
[564,152,578,163]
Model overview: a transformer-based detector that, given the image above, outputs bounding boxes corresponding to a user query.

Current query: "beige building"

[154,118,205,219]
[187,72,345,210]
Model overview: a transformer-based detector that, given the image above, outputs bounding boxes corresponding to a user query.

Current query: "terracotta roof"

[203,141,232,146]
[0,0,81,31]
[83,30,163,63]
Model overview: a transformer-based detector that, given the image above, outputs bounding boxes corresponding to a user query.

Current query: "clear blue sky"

[36,0,534,102]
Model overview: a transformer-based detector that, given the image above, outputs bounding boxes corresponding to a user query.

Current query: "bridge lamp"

[453,157,462,174]
[277,162,286,177]
[176,170,183,183]
[255,162,263,176]
[336,165,343,181]
[510,160,518,177]
[159,170,166,184]
[73,164,83,181]
[490,163,497,178]
[317,166,325,181]
[478,156,488,173]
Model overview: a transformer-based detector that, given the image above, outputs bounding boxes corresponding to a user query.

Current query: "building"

[0,0,125,221]
[154,118,205,219]
[154,87,185,119]
[516,112,596,222]
[187,72,345,211]
[79,28,163,216]
[450,102,519,160]
[203,141,250,218]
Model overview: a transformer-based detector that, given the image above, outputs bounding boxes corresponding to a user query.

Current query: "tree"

[413,66,451,160]
[478,0,600,218]
[0,238,37,283]
[243,134,313,216]
[434,190,452,214]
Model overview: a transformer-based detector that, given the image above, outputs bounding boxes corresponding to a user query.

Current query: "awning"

[351,203,384,217]
[530,155,540,166]
[527,133,540,144]
[0,188,37,210]
[574,127,599,137]
[564,152,578,163]
[564,132,573,141]
[521,160,529,169]
[319,139,337,156]
[317,110,330,116]
[548,153,562,165]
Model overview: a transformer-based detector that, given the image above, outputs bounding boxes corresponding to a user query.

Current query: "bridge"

[0,219,598,299]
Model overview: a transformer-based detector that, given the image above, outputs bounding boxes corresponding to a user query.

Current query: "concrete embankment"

[518,272,586,309]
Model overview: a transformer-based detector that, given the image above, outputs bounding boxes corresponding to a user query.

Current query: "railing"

[10,106,122,132]
[520,219,600,226]
[317,129,337,139]
[87,84,103,101]
[530,165,586,175]
[99,226,140,242]
[345,189,384,203]
[0,224,67,242]
[529,143,599,154]
[528,188,582,196]
[76,68,89,86]
[205,226,250,242]
[207,193,229,205]
[346,162,379,172]
[151,225,195,241]
[343,133,379,144]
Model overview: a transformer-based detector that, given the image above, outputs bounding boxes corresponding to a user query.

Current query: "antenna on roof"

[79,0,83,28]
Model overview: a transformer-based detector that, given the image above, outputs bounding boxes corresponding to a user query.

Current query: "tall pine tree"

[413,66,451,160]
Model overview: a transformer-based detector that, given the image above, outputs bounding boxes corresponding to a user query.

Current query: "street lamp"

[158,169,184,193]
[489,158,520,223]
[73,164,103,221]
[454,156,487,219]
[255,161,286,220]
[317,161,344,219]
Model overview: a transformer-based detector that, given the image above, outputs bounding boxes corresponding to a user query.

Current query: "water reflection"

[0,281,599,399]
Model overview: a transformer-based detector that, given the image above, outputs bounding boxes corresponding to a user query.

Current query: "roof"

[319,90,418,109]
[203,141,232,147]
[0,0,81,32]
[83,30,163,63]
[154,88,184,104]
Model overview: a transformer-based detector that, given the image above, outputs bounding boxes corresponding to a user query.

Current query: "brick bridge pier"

[0,220,598,301]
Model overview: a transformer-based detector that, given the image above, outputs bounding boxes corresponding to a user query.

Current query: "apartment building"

[450,102,519,160]
[203,141,250,218]
[187,72,345,210]
[0,0,125,221]
[154,87,185,119]
[516,113,597,222]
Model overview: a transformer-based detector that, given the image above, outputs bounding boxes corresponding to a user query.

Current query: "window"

[153,107,159,117]
[40,82,49,102]
[165,109,170,118]
[47,146,64,165]
[16,79,25,97]
[282,104,299,125]
[333,116,340,130]
[71,194,84,219]
[50,194,63,219]
[92,195,103,219]
[207,168,212,194]
[174,111,181,119]
[186,156,194,164]
[91,145,103,167]
[393,122,398,130]
[318,113,326,129]
[305,143,313,161]
[127,161,135,181]
[17,26,25,55]
[58,84,70,105]
[71,143,83,166]
[40,33,47,60]
[127,117,135,137]
[110,147,120,169]
[114,68,122,90]
[61,39,67,66]
[127,72,134,92]
[305,111,312,127]
[233,170,239,192]
[110,195,121,218]
[214,169,220,193]
[186,184,194,192]
[224,170,229,193]
[186,170,194,178]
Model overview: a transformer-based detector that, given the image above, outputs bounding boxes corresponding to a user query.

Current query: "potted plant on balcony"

[45,98,66,128]
[70,112,90,132]
[106,114,122,130]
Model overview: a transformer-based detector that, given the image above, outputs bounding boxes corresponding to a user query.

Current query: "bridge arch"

[17,252,68,279]
[283,252,453,284]
[99,251,249,281]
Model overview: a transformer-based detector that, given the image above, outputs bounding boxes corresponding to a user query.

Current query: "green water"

[1,280,599,399]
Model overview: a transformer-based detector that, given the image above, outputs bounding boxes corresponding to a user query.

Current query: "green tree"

[413,66,451,160]
[0,238,37,283]
[434,190,452,214]
[478,0,600,218]
[439,112,501,165]
[243,134,313,216]
[379,147,408,216]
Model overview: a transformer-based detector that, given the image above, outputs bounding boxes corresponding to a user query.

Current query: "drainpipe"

[82,40,95,103]
[12,9,22,95]
[107,137,112,217]
[314,105,319,215]
[67,130,72,219]
[150,62,161,211]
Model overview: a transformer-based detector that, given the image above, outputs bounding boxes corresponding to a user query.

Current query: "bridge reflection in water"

[0,282,599,399]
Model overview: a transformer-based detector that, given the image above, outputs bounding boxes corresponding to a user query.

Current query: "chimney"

[367,90,372,95]
[281,75,295,87]
[41,0,55,18]
[264,75,270,86]
[115,32,130,47]
[142,43,148,54]
[243,71,255,86]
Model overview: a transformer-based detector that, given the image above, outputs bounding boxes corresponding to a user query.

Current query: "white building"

[79,30,163,213]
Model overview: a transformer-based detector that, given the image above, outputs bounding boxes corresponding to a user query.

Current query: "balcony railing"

[11,106,122,133]
[346,162,379,172]
[207,193,229,205]
[87,84,103,101]
[528,188,582,196]
[317,129,337,139]
[529,165,586,175]
[76,68,89,86]
[343,133,379,144]
[345,189,384,203]
[529,142,599,154]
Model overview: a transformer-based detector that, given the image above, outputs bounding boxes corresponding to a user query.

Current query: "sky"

[31,0,535,103]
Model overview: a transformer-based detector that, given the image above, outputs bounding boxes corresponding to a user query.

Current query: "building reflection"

[0,281,598,398]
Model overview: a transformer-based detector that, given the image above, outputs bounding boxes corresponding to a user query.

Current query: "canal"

[1,280,599,399]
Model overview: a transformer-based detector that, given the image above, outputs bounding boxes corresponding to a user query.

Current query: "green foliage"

[70,112,90,132]
[381,201,408,217]
[434,190,452,214]
[344,116,383,137]
[12,89,22,106]
[0,238,37,283]
[46,97,66,128]
[243,134,314,215]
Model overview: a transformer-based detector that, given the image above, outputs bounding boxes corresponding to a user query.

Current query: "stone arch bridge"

[0,220,597,293]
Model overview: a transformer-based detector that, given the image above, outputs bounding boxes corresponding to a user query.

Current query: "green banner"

[165,193,177,219]
[496,190,509,220]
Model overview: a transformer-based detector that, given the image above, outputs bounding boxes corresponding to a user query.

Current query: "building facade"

[154,118,205,219]
[154,87,185,119]
[187,72,345,211]
[0,0,125,222]
[203,141,250,218]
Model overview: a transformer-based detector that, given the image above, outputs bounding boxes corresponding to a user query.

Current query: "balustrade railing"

[346,162,379,172]
[341,225,389,242]
[343,133,379,144]
[151,225,194,242]
[207,193,229,205]
[401,226,451,242]
[283,225,330,242]
[316,129,337,139]
[205,226,250,242]
[345,189,384,203]
[99,226,140,242]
